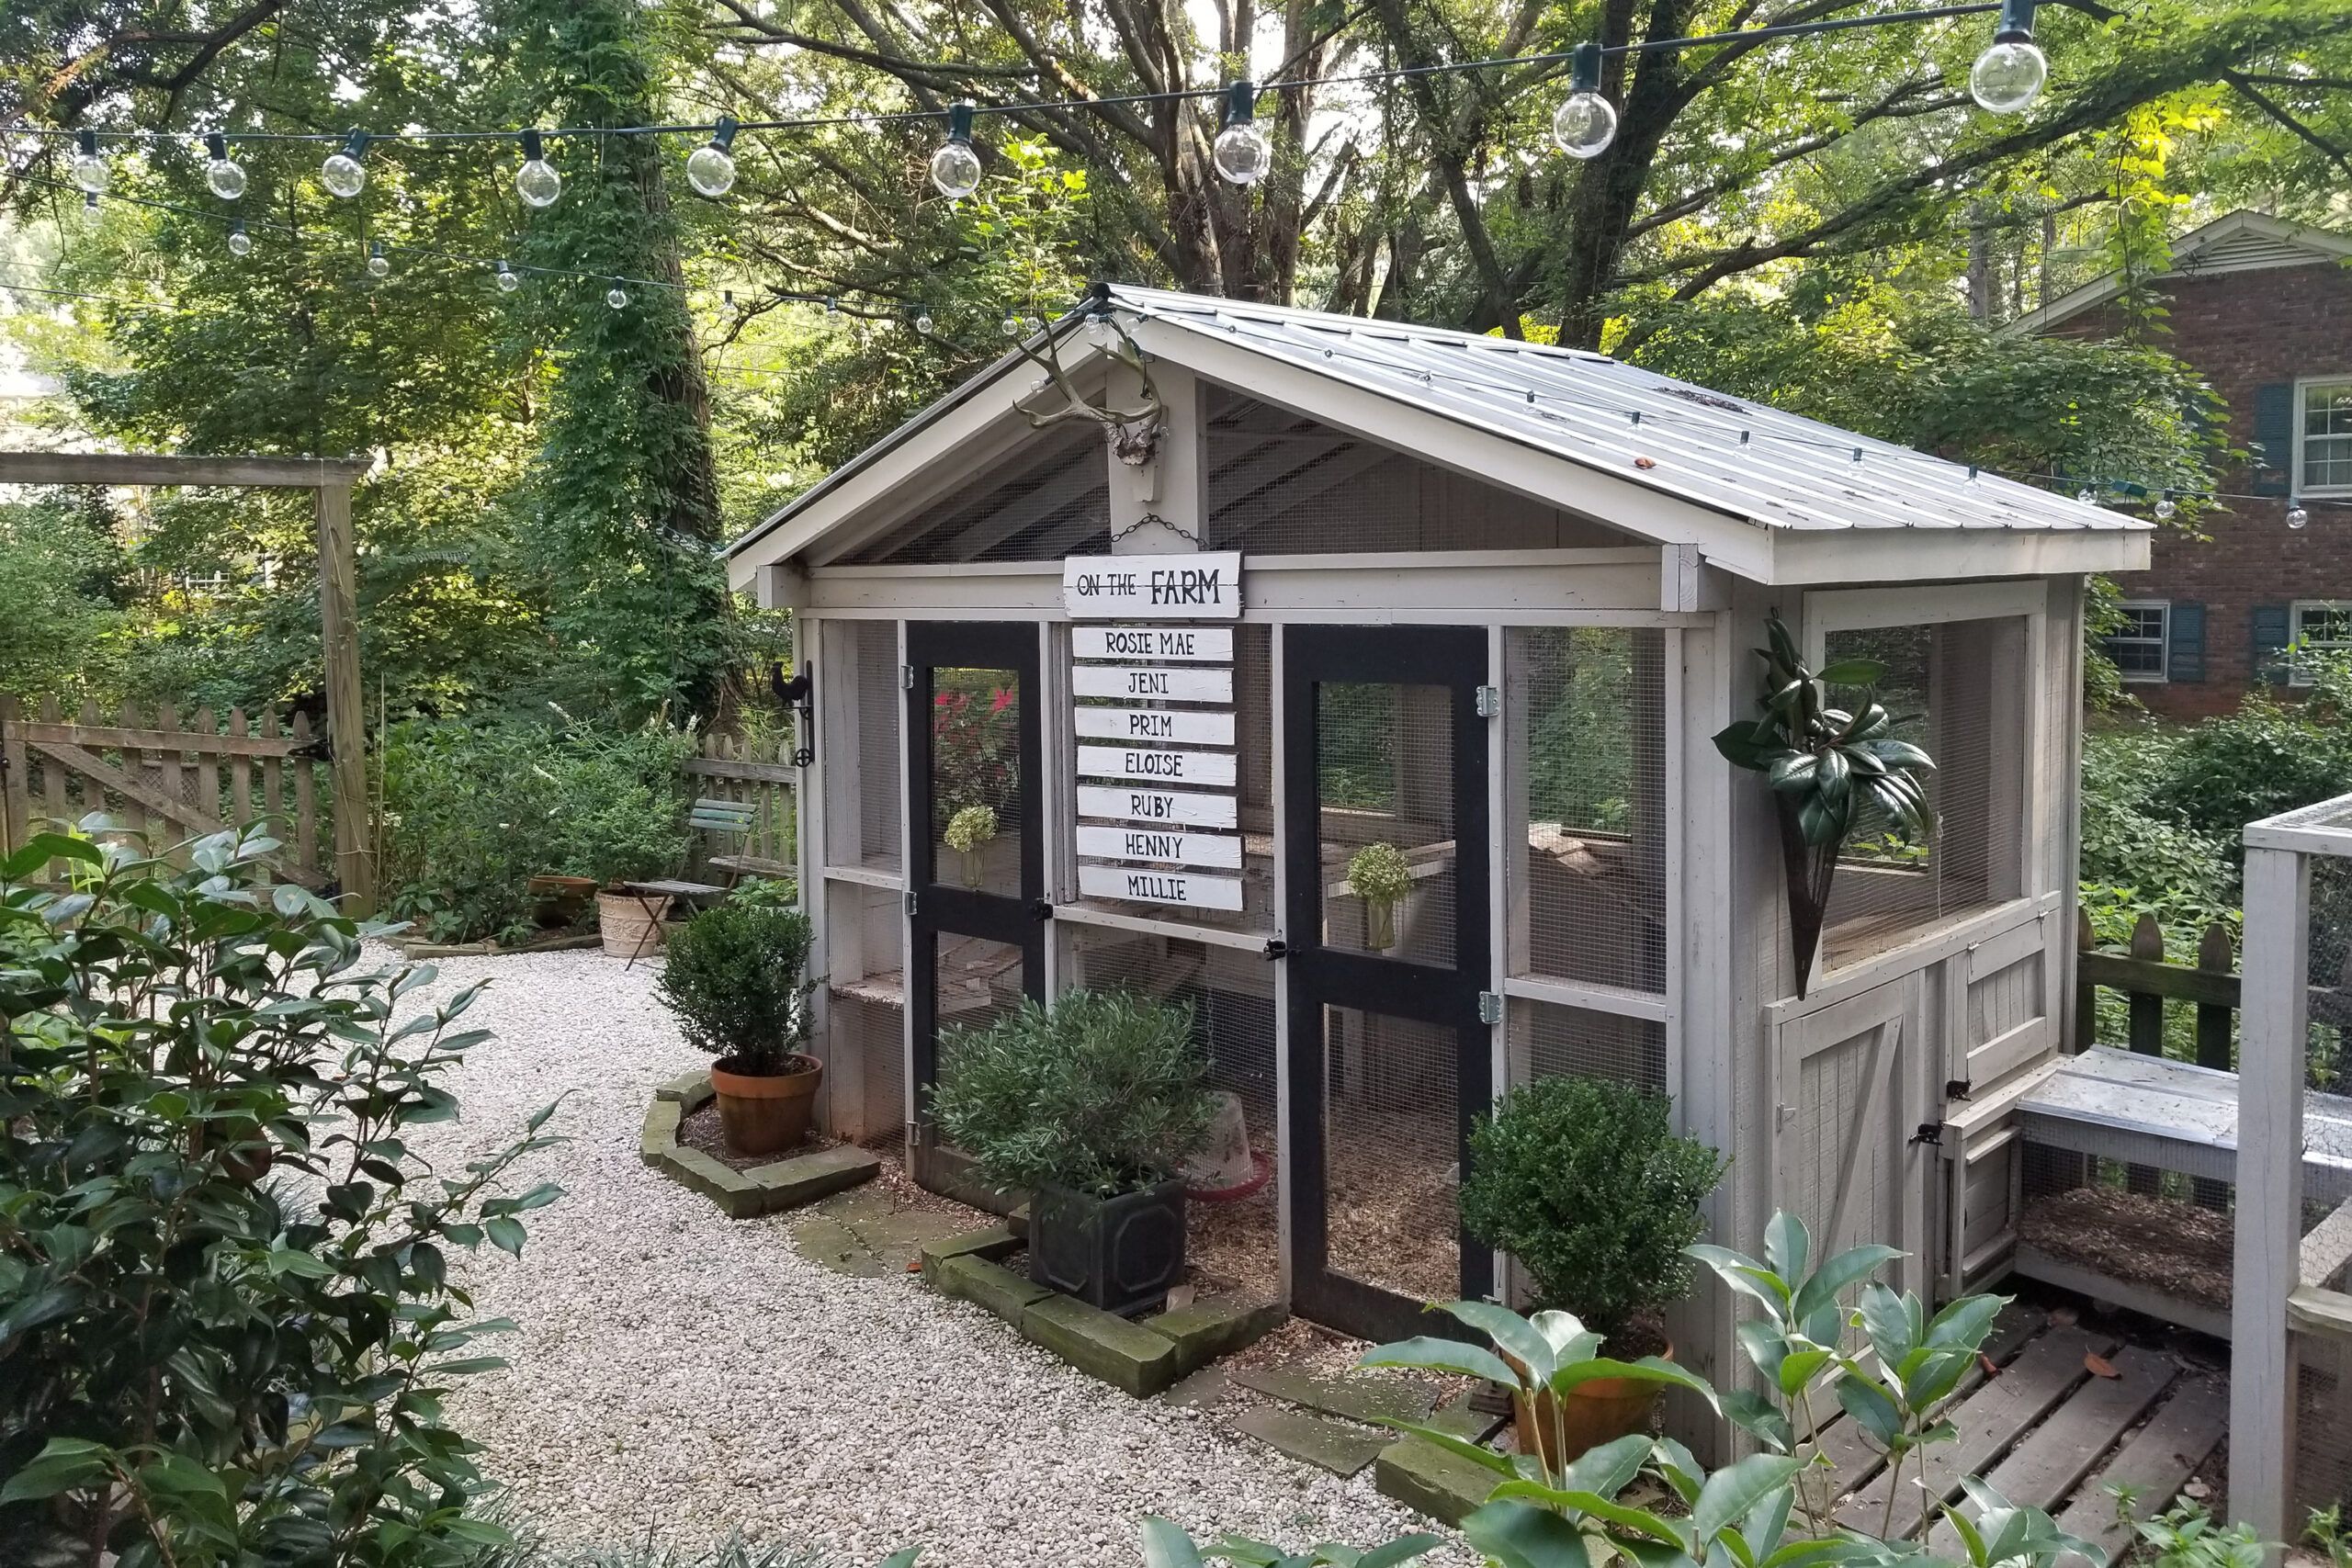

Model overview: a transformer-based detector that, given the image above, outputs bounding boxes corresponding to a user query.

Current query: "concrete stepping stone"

[1231,1406,1388,1478]
[1231,1363,1441,1427]
[791,1213,884,1277]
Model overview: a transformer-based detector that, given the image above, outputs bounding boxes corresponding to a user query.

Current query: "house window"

[2106,601,2169,682]
[2291,601,2352,685]
[2301,378,2352,495]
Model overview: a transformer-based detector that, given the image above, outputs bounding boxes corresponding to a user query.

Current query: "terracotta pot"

[529,874,596,927]
[596,888,668,958]
[709,1053,822,1156]
[1512,1340,1675,1467]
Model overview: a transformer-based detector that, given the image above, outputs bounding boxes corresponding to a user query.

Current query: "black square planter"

[1029,1177,1187,1316]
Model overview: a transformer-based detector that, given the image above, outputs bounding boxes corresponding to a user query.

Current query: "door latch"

[1262,938,1289,962]
[1477,991,1503,1025]
[1910,1122,1944,1148]
[1030,899,1054,922]
[899,663,915,691]
[1944,1078,1973,1102]
[905,890,919,917]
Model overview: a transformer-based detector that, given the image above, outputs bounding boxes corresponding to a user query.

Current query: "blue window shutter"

[2251,604,2292,685]
[2168,603,2205,682]
[2251,383,2295,497]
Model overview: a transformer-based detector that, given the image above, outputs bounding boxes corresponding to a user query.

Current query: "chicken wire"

[1507,998,1666,1092]
[825,618,901,874]
[2295,1345,2352,1516]
[2015,1130,2239,1336]
[1820,618,2028,968]
[1057,921,1281,1298]
[1508,627,1667,994]
[1319,1004,1460,1303]
[1070,625,1272,932]
[2294,855,2352,1516]
[1318,681,1456,965]
[835,424,1108,565]
[927,666,1024,898]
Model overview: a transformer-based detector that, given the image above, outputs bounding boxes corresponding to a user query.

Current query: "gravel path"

[394,946,1460,1568]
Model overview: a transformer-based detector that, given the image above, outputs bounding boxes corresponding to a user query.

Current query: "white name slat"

[1076,784,1238,829]
[1079,863,1246,911]
[1063,551,1242,620]
[1074,706,1237,746]
[1077,744,1238,788]
[1072,626,1235,663]
[1071,664,1233,704]
[1075,824,1243,870]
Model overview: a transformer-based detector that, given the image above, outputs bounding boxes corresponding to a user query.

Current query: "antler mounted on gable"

[1010,288,1165,468]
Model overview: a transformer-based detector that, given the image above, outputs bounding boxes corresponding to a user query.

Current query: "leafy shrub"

[929,988,1216,1198]
[654,901,815,1074]
[1459,1076,1724,1343]
[2129,1499,2267,1568]
[0,820,560,1568]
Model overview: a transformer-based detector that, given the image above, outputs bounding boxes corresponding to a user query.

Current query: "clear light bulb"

[204,132,248,201]
[1970,39,2048,114]
[495,260,520,293]
[2288,502,2311,531]
[514,130,560,208]
[1000,315,1020,338]
[1214,120,1272,186]
[2153,496,2177,522]
[913,311,933,334]
[1552,93,1618,159]
[2076,487,2097,504]
[322,131,368,198]
[686,143,735,197]
[1085,312,1114,347]
[930,103,981,199]
[79,191,102,228]
[228,220,253,256]
[71,130,108,195]
[367,242,390,278]
[605,284,628,310]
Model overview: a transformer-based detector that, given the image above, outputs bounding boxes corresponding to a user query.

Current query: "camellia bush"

[0,820,561,1568]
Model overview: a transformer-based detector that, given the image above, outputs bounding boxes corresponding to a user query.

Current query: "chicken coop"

[725,286,2146,1438]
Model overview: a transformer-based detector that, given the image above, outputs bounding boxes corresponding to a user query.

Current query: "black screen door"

[906,622,1046,1120]
[1283,625,1492,1340]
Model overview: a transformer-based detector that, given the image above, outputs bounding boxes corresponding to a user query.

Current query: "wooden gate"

[1769,975,1932,1296]
[1,696,334,889]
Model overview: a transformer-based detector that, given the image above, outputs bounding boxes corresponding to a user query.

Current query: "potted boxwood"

[655,896,820,1156]
[1459,1074,1724,1461]
[929,988,1216,1315]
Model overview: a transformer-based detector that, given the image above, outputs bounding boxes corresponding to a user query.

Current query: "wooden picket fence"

[680,729,798,880]
[0,696,333,888]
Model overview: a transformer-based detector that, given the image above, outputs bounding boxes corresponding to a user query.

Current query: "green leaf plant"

[1713,618,1938,996]
[0,818,564,1568]
[1356,1212,2106,1568]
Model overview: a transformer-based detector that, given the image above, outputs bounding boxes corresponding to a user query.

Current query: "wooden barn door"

[1769,977,1932,1296]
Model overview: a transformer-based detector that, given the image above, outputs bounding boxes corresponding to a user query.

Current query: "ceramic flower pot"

[1512,1339,1675,1467]
[708,1053,822,1156]
[596,889,666,958]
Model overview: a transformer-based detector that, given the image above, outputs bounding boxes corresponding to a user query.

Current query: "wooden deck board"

[2051,1375,2229,1568]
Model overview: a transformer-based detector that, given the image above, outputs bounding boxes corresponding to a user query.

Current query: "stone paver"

[1231,1364,1441,1427]
[1021,1294,1182,1398]
[1230,1407,1388,1478]
[1374,1434,1500,1527]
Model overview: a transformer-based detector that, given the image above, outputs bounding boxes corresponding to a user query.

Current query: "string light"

[322,130,369,198]
[929,103,981,200]
[686,116,739,197]
[1552,43,1618,159]
[1000,314,1021,337]
[1971,0,2047,114]
[228,219,252,256]
[605,280,628,310]
[912,309,934,334]
[514,129,561,208]
[1213,83,1272,186]
[367,240,390,278]
[203,133,246,200]
[2154,493,2177,522]
[2075,486,2097,504]
[71,129,108,194]
[2289,500,2311,530]
[80,191,101,228]
[495,258,520,292]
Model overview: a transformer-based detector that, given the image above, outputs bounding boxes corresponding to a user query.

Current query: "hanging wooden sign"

[1078,864,1246,911]
[1075,824,1243,870]
[1076,784,1239,830]
[1072,626,1235,662]
[1063,551,1242,620]
[1074,705,1237,746]
[1071,664,1234,704]
[1077,744,1238,788]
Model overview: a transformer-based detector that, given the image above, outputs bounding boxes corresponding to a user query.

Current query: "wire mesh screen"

[1071,625,1272,931]
[1203,390,1628,554]
[1821,618,2029,968]
[1059,922,1281,1299]
[1318,682,1456,965]
[835,424,1108,565]
[2312,854,2352,1096]
[1321,1004,1460,1302]
[822,878,907,1149]
[1508,999,1666,1091]
[933,933,1027,1044]
[2015,1127,2238,1338]
[928,666,1024,897]
[827,619,902,874]
[2295,1340,2352,1516]
[1508,627,1667,993]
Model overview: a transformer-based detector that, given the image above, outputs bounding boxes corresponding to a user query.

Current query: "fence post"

[0,695,27,855]
[315,479,373,914]
[2073,905,2097,1051]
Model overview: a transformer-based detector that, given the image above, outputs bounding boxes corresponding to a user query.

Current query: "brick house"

[2007,209,2352,720]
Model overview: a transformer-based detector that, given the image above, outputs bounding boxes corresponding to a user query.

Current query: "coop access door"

[1283,625,1493,1342]
[904,623,1046,1128]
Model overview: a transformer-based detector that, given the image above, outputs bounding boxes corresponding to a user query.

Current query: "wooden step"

[1836,1325,2120,1539]
[2052,1375,2229,1568]
[1923,1345,2177,1554]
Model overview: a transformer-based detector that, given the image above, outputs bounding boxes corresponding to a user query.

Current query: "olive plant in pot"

[929,987,1216,1315]
[1458,1073,1725,1461]
[655,897,820,1156]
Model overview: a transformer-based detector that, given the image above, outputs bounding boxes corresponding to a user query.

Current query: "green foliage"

[2309,1505,2352,1568]
[930,988,1216,1199]
[1361,1214,2096,1568]
[1458,1077,1724,1341]
[654,902,815,1074]
[1138,1517,1443,1568]
[1344,842,1415,905]
[2127,1499,2267,1568]
[0,819,560,1568]
[1525,631,1644,833]
[0,497,128,705]
[2161,694,2352,843]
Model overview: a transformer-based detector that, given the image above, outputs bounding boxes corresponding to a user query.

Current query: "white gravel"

[390,946,1460,1568]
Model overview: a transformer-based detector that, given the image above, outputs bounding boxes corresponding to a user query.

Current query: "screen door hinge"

[1475,684,1500,718]
[899,663,915,691]
[1477,990,1503,1025]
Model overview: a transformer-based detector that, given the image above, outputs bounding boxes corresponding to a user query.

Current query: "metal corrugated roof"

[1109,285,2144,538]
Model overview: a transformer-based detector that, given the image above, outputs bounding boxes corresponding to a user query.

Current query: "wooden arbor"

[0,451,373,912]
